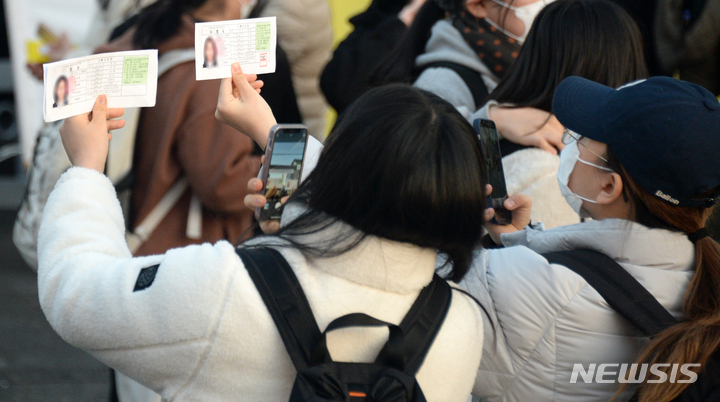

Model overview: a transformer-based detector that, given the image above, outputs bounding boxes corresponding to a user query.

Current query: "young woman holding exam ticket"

[233,60,720,399]
[36,63,498,400]
[94,1,277,399]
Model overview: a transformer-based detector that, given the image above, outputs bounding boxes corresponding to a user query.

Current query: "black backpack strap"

[237,247,321,371]
[311,313,406,370]
[420,62,489,110]
[377,274,453,375]
[543,249,678,337]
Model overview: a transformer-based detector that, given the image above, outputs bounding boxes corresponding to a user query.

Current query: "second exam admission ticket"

[43,49,159,123]
[195,17,277,81]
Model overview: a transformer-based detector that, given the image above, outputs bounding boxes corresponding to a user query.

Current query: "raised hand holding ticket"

[43,50,159,123]
[195,17,277,81]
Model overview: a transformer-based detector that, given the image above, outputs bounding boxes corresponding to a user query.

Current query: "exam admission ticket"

[195,17,277,81]
[43,49,159,123]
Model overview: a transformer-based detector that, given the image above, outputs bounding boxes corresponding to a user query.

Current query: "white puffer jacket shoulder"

[462,219,695,401]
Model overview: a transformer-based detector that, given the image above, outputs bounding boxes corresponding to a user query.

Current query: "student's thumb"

[504,194,532,231]
[91,95,108,123]
[231,63,252,95]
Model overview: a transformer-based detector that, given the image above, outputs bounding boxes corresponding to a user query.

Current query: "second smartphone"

[474,118,512,225]
[256,124,309,221]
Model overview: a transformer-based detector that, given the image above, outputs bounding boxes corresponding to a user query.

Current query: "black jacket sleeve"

[320,0,409,115]
[671,353,720,402]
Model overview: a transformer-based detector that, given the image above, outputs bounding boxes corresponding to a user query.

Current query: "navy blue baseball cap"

[553,76,720,208]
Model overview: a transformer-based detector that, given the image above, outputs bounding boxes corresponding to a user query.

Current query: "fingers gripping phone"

[474,119,512,225]
[256,125,309,221]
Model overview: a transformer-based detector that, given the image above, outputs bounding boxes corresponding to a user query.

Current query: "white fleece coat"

[462,219,695,401]
[38,168,484,401]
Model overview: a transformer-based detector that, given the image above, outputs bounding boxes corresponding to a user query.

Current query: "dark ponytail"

[369,0,450,85]
[132,0,208,49]
[608,149,720,402]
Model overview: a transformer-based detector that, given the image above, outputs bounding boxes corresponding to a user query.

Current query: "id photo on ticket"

[43,49,159,123]
[195,16,277,81]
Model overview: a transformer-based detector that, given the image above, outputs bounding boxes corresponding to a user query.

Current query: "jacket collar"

[501,218,695,272]
[271,204,438,295]
[415,18,493,76]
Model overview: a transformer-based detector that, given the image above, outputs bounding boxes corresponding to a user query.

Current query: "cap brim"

[553,77,615,142]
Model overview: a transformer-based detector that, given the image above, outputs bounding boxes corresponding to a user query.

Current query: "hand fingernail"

[233,63,241,73]
[506,199,516,208]
[99,95,106,105]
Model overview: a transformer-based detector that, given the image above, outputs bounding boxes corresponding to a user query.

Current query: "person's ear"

[596,172,624,205]
[466,0,489,19]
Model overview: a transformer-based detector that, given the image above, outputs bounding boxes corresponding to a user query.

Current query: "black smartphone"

[474,118,512,225]
[256,125,309,221]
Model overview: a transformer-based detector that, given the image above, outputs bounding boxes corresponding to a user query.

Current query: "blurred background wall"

[5,0,96,165]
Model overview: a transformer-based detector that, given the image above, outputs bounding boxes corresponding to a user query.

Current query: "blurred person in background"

[373,0,555,118]
[259,0,333,140]
[652,0,720,95]
[94,0,300,258]
[468,0,648,229]
[320,0,427,116]
[608,0,720,96]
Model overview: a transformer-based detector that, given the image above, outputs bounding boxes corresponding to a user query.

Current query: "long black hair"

[371,0,515,86]
[254,84,488,282]
[490,0,648,112]
[132,0,208,49]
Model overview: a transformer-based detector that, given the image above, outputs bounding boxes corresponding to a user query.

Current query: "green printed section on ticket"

[123,56,149,85]
[256,23,271,51]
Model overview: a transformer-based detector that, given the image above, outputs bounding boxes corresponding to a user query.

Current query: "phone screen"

[262,128,308,220]
[476,119,508,199]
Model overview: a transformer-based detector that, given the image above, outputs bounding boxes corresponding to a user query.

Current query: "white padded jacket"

[462,219,695,401]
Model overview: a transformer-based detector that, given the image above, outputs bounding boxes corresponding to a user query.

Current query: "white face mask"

[240,0,257,19]
[557,140,614,218]
[485,0,554,43]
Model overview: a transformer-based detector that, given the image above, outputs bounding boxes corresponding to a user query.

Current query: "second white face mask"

[557,140,613,218]
[487,0,555,43]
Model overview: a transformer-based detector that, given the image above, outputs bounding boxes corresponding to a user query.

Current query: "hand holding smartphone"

[474,119,512,225]
[256,125,309,221]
